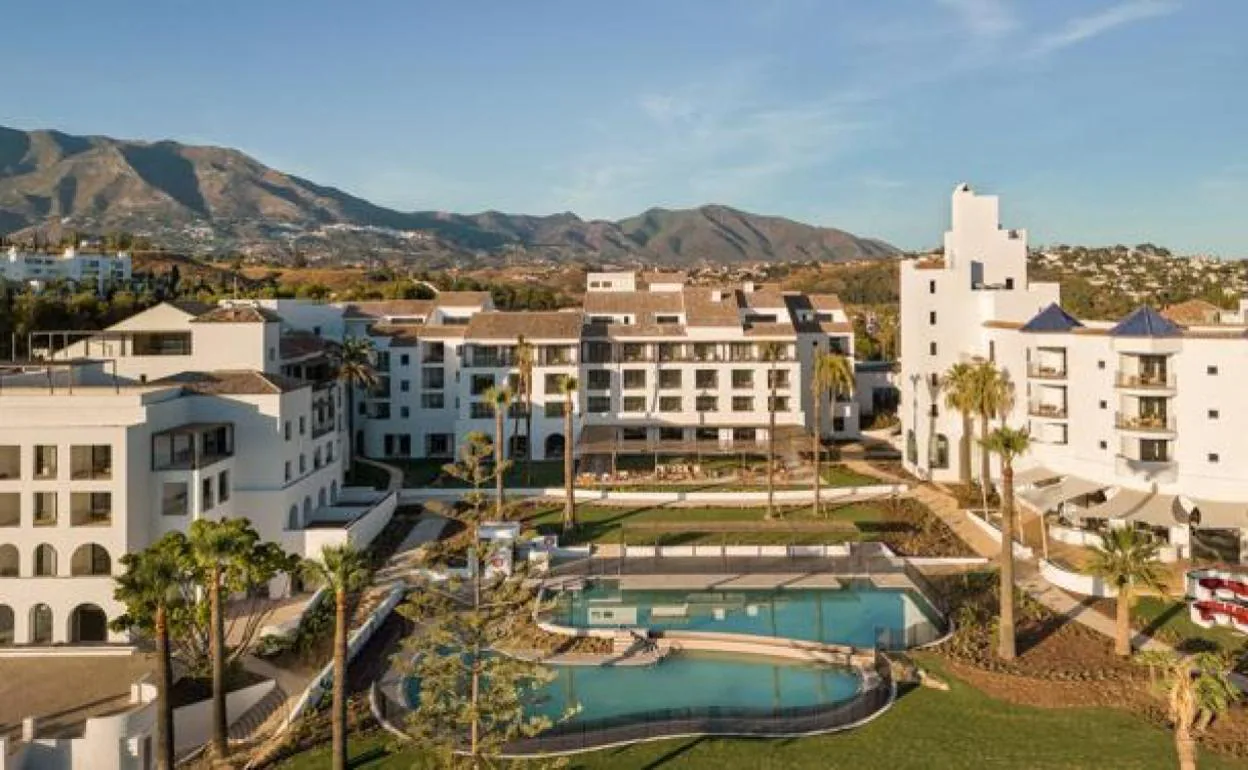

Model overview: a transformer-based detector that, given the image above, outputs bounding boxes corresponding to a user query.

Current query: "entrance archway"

[70,604,108,643]
[544,434,565,461]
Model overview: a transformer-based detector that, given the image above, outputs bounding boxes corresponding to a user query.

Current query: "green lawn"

[1131,596,1246,653]
[516,502,890,545]
[276,656,1238,770]
[344,461,391,491]
[394,459,565,488]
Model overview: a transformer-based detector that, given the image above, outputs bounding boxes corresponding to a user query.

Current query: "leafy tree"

[560,375,579,532]
[483,385,514,517]
[1088,527,1166,656]
[811,351,854,517]
[111,533,194,770]
[442,431,498,525]
[1138,651,1240,770]
[333,336,379,462]
[302,545,372,770]
[981,425,1030,661]
[186,518,298,758]
[968,361,1014,511]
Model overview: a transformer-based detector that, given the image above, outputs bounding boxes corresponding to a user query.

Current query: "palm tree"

[514,336,536,487]
[303,545,372,770]
[941,362,977,485]
[112,533,191,770]
[761,342,786,520]
[1139,651,1240,770]
[811,351,855,517]
[1089,527,1167,656]
[484,385,514,517]
[970,361,1014,512]
[333,336,379,461]
[559,375,579,532]
[981,425,1030,661]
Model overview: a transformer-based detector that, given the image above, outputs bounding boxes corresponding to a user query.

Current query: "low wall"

[346,490,398,548]
[172,680,276,753]
[1049,524,1104,549]
[965,511,1035,559]
[0,644,135,659]
[401,484,906,507]
[620,543,854,559]
[1039,559,1117,598]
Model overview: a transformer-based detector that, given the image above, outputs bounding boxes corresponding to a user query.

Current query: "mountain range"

[0,125,898,266]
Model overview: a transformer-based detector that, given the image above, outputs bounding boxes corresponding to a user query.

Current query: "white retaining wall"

[965,511,1035,559]
[1039,559,1118,598]
[1049,524,1104,549]
[401,484,906,507]
[172,680,276,753]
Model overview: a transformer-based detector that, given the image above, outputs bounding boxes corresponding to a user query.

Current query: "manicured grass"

[821,464,884,487]
[1131,596,1245,652]
[517,502,890,545]
[394,458,565,488]
[275,655,1239,769]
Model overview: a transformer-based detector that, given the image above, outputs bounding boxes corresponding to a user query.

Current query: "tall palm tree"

[811,351,855,517]
[941,362,977,485]
[303,545,372,770]
[1139,651,1240,770]
[513,336,536,487]
[559,375,579,532]
[1089,527,1167,656]
[970,361,1014,511]
[333,336,379,461]
[112,533,191,770]
[484,385,514,517]
[761,342,786,520]
[981,425,1030,661]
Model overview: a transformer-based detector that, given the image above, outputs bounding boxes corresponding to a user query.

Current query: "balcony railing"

[1114,371,1176,390]
[1114,412,1177,432]
[1028,402,1068,419]
[1027,363,1067,380]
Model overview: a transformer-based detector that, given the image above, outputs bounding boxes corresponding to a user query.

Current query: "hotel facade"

[901,184,1248,562]
[0,272,876,650]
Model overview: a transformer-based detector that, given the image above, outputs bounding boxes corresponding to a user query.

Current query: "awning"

[1015,466,1061,487]
[1175,497,1248,530]
[1082,488,1174,527]
[1018,476,1107,512]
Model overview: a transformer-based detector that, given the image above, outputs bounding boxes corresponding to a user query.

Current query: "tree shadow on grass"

[1016,596,1098,656]
[1138,599,1184,641]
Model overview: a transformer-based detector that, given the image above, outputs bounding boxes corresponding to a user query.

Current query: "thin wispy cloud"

[935,0,1018,39]
[1028,0,1179,57]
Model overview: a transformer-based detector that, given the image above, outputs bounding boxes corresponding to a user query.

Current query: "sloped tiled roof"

[1021,303,1085,333]
[155,370,307,395]
[1161,299,1222,325]
[682,287,741,327]
[191,305,282,324]
[465,311,583,340]
[167,300,214,317]
[582,291,684,325]
[280,333,332,360]
[342,300,436,320]
[1110,306,1183,338]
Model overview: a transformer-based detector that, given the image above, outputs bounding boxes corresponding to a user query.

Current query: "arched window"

[906,430,918,464]
[71,544,112,576]
[70,604,108,643]
[544,434,565,461]
[287,504,300,531]
[34,544,57,577]
[0,605,12,645]
[0,545,17,577]
[930,434,950,469]
[30,604,52,644]
[318,488,327,508]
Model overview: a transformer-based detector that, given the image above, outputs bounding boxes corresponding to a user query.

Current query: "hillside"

[0,125,898,266]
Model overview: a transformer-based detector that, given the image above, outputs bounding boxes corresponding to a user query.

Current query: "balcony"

[1028,402,1068,419]
[1114,412,1177,434]
[1114,371,1176,391]
[152,423,234,471]
[1027,363,1067,380]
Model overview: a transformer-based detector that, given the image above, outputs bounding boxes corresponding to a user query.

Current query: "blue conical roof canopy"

[1020,303,1084,333]
[1110,306,1182,337]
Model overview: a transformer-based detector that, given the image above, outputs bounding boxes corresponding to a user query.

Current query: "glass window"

[0,494,18,527]
[421,393,446,409]
[202,478,214,510]
[33,492,57,526]
[70,492,111,526]
[162,483,188,516]
[695,370,718,389]
[0,447,18,479]
[299,416,307,435]
[659,370,682,389]
[470,402,493,419]
[471,374,494,395]
[731,370,753,389]
[543,373,568,393]
[284,421,292,440]
[622,370,646,390]
[659,427,683,442]
[732,396,753,412]
[422,368,445,389]
[587,396,610,414]
[34,446,57,480]
[696,395,718,413]
[767,370,790,389]
[769,396,790,412]
[732,427,756,442]
[399,354,410,366]
[218,471,230,503]
[659,396,682,413]
[425,434,452,457]
[586,370,611,391]
[622,396,646,413]
[284,461,292,481]
[544,402,567,419]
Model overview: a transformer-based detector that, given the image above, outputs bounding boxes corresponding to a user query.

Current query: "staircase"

[228,684,289,741]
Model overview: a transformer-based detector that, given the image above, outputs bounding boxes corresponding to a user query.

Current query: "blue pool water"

[551,580,938,649]
[405,652,861,724]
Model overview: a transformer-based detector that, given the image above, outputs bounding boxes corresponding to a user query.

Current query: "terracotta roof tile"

[465,311,583,340]
[155,370,307,395]
[191,305,283,323]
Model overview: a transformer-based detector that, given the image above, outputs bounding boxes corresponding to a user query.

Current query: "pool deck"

[619,573,844,590]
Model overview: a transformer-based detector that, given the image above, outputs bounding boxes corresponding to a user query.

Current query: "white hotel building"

[0,271,877,650]
[901,184,1248,562]
[2,246,132,292]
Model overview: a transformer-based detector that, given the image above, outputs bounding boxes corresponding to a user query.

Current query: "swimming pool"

[403,651,862,725]
[549,580,942,649]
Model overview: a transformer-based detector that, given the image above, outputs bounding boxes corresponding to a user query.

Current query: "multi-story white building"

[901,184,1248,561]
[2,246,132,292]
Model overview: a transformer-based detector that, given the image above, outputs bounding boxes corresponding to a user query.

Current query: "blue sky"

[2,0,1245,254]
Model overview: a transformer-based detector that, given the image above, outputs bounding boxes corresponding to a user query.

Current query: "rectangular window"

[659,396,682,413]
[34,445,57,479]
[400,380,410,392]
[284,461,292,482]
[33,491,57,525]
[470,402,493,419]
[587,396,611,414]
[218,470,230,503]
[544,402,567,418]
[622,370,647,390]
[695,370,718,389]
[0,446,18,479]
[202,477,215,511]
[1099,440,1107,450]
[400,406,410,418]
[1209,453,1220,463]
[162,483,188,516]
[1097,360,1105,370]
[767,370,790,389]
[659,370,682,389]
[372,403,391,419]
[544,372,568,393]
[659,427,683,442]
[421,393,446,409]
[299,416,307,435]
[1099,400,1107,409]
[587,370,612,391]
[423,342,445,363]
[769,396,790,412]
[422,368,445,389]
[929,311,936,325]
[928,280,936,294]
[70,492,111,526]
[622,396,646,413]
[731,370,753,389]
[696,395,718,413]
[0,494,18,527]
[929,342,937,356]
[400,354,410,366]
[299,454,307,473]
[1208,365,1219,375]
[284,420,292,440]
[622,427,647,442]
[70,445,112,480]
[1209,409,1220,419]
[471,374,494,396]
[426,434,452,457]
[732,396,753,412]
[732,427,756,442]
